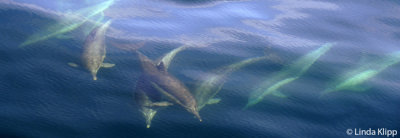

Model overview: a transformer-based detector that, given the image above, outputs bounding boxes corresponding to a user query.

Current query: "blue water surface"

[0,0,399,137]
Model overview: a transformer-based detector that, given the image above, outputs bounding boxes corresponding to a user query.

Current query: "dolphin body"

[245,43,334,108]
[135,74,173,128]
[77,20,114,80]
[322,51,400,95]
[194,56,275,111]
[133,46,201,128]
[19,0,114,47]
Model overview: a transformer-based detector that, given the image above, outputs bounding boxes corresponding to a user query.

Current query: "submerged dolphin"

[194,56,275,111]
[322,51,400,95]
[135,74,173,128]
[19,0,114,47]
[133,46,201,128]
[245,43,334,108]
[110,41,160,128]
[69,20,114,80]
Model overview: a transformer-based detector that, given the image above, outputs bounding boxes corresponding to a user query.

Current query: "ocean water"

[0,0,399,137]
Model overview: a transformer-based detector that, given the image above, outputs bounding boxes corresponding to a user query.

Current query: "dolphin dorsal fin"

[157,62,167,72]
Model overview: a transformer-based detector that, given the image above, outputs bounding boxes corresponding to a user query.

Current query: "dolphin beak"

[196,113,202,122]
[146,117,153,128]
[141,108,157,128]
[191,108,202,122]
[92,73,98,80]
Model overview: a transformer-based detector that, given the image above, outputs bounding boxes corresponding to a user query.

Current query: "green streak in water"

[19,0,114,47]
[194,56,271,110]
[246,43,334,108]
[323,51,400,94]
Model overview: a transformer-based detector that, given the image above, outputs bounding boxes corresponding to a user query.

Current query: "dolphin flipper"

[150,101,173,107]
[206,98,221,105]
[68,62,79,68]
[101,63,115,68]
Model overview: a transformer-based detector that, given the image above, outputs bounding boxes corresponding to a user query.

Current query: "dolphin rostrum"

[245,43,334,108]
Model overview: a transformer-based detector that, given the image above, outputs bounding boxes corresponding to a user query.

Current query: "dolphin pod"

[245,43,335,108]
[322,51,400,95]
[16,2,399,126]
[19,0,114,47]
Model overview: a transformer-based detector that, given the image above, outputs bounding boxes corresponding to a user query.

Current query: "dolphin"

[82,20,114,80]
[69,20,114,80]
[322,51,400,95]
[245,43,334,108]
[136,50,201,120]
[19,0,114,47]
[135,74,173,128]
[194,56,275,111]
[131,46,201,128]
[109,41,161,128]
